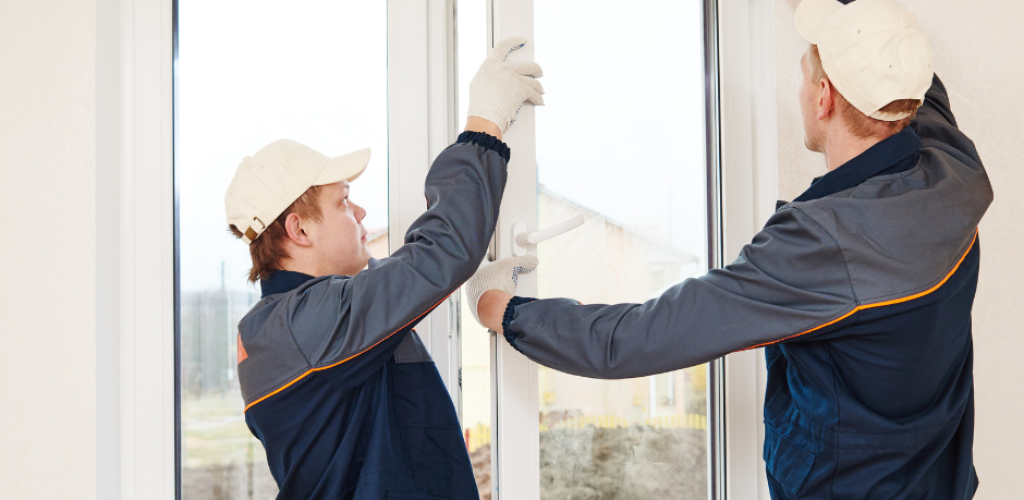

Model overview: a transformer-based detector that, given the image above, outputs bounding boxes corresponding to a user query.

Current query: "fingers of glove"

[513,255,540,272]
[507,61,543,78]
[525,93,545,107]
[518,75,545,96]
[508,256,538,286]
[490,36,528,61]
[494,255,538,277]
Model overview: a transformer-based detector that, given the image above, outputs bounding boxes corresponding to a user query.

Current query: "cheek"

[799,84,816,122]
[338,212,362,245]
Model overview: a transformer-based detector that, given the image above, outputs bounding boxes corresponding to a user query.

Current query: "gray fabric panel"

[798,148,988,303]
[236,296,313,404]
[393,331,433,364]
[795,76,991,304]
[509,207,857,379]
[237,142,506,405]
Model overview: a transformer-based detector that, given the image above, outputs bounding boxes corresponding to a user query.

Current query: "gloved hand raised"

[467,37,545,133]
[465,255,539,327]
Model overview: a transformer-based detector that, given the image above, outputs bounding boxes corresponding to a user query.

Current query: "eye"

[342,196,350,207]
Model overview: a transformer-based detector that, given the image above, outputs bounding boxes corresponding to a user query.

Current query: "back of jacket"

[500,76,992,499]
[760,75,990,499]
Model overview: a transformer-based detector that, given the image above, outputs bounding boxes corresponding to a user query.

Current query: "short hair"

[808,45,922,139]
[229,185,324,283]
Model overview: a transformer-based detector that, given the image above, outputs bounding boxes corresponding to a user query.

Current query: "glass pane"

[534,0,710,498]
[176,2,388,499]
[456,1,494,499]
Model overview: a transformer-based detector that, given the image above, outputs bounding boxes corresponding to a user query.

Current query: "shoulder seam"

[790,206,860,306]
[282,293,313,369]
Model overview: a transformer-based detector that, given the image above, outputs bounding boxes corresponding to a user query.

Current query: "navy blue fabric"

[762,239,980,499]
[501,296,535,353]
[793,127,922,203]
[763,125,979,499]
[260,270,316,298]
[455,131,511,162]
[778,126,921,211]
[248,273,478,500]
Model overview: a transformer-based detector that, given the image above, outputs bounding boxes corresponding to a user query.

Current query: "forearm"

[464,116,502,142]
[479,289,512,332]
[501,286,728,380]
[350,134,509,336]
[494,208,858,379]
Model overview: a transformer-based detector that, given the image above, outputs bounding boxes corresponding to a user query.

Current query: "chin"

[355,252,371,271]
[803,134,822,154]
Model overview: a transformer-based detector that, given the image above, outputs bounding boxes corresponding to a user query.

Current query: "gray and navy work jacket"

[236,132,509,500]
[501,76,992,499]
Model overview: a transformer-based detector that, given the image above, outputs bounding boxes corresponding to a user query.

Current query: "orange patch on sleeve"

[237,333,249,363]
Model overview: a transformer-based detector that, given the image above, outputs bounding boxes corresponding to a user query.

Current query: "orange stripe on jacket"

[741,229,979,351]
[243,292,454,413]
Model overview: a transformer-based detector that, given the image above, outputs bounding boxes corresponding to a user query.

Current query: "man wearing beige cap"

[468,1,992,498]
[226,38,542,500]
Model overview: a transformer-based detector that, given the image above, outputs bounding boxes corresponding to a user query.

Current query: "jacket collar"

[260,270,315,298]
[794,127,923,203]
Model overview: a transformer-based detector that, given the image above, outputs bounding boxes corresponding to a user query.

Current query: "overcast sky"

[179,0,707,292]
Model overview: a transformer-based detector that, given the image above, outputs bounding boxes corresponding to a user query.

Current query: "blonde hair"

[808,45,922,139]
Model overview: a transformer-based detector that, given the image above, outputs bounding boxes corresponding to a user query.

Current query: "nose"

[353,201,367,223]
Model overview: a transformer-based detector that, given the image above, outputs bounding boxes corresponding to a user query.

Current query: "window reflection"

[534,0,710,497]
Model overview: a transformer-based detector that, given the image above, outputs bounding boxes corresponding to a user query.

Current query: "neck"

[822,127,888,172]
[279,251,364,278]
[279,252,333,278]
[279,260,323,278]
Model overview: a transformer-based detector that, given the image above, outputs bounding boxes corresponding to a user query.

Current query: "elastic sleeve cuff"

[456,131,511,162]
[501,296,536,354]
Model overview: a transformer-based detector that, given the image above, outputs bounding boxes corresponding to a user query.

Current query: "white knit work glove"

[467,37,545,133]
[465,255,540,327]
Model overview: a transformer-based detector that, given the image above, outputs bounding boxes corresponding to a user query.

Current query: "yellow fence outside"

[465,423,492,453]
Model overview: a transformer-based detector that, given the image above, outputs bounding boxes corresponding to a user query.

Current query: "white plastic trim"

[118,0,176,498]
[717,0,778,498]
[487,1,542,499]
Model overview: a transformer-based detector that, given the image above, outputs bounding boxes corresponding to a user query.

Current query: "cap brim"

[314,147,371,186]
[795,0,844,44]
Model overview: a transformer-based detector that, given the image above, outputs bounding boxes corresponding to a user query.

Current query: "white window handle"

[510,213,585,256]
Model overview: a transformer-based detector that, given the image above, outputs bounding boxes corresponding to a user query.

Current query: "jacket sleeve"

[501,206,859,380]
[912,75,983,165]
[285,133,508,380]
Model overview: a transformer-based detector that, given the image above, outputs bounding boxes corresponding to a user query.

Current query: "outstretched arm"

[475,207,859,380]
[287,38,545,381]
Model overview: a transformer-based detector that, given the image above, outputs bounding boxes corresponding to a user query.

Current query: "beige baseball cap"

[225,139,370,244]
[795,0,933,121]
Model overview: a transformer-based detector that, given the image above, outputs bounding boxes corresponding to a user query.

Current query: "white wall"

[2,0,1019,497]
[0,0,98,498]
[775,1,1024,497]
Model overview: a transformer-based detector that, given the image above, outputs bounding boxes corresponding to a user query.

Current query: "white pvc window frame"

[104,0,779,498]
[482,0,778,499]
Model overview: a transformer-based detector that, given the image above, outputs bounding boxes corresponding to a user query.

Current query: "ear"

[283,212,313,247]
[817,79,834,121]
